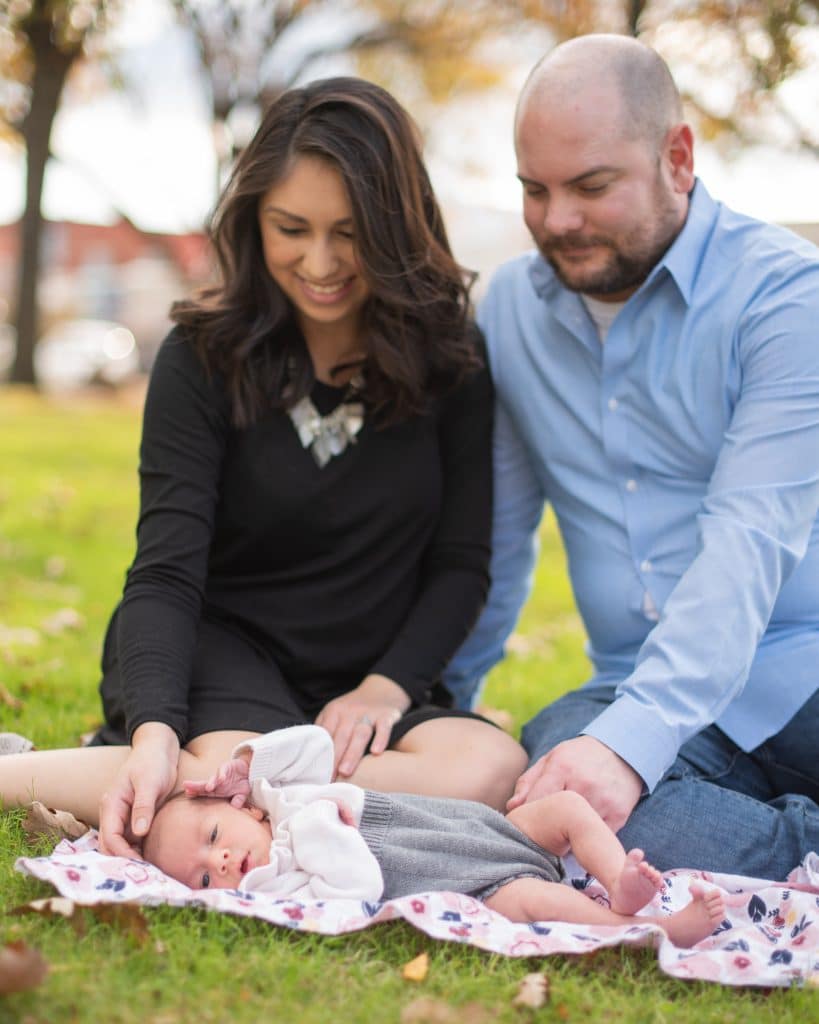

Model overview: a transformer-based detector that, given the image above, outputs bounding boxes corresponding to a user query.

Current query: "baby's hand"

[337,801,356,828]
[184,755,251,807]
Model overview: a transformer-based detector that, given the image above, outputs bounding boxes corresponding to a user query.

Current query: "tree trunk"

[9,18,78,385]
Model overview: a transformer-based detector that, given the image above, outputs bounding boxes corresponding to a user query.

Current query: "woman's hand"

[184,753,251,807]
[98,722,180,858]
[315,674,411,778]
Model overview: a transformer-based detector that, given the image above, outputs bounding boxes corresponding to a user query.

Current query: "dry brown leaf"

[402,951,430,982]
[512,972,550,1009]
[401,998,456,1024]
[0,941,48,994]
[11,897,86,936]
[0,681,23,709]
[401,999,493,1024]
[90,903,151,947]
[11,899,151,945]
[23,800,90,842]
[0,624,41,647]
[40,607,85,635]
[44,556,67,579]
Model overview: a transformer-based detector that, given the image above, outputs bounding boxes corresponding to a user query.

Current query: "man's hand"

[98,722,180,858]
[184,754,251,807]
[315,673,411,778]
[506,736,644,833]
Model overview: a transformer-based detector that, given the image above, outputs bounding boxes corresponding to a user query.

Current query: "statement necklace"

[287,371,365,468]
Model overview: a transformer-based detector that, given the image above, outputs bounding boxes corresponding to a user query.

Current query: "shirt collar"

[650,179,719,304]
[527,178,720,308]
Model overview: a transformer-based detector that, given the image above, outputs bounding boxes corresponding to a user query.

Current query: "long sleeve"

[237,727,384,899]
[584,255,819,789]
[117,330,230,740]
[447,182,819,784]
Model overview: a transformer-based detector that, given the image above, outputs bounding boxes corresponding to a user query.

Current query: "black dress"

[95,327,493,745]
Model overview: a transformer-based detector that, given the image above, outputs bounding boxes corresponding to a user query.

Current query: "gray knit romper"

[358,791,564,900]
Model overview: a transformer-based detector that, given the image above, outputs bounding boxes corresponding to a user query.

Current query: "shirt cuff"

[581,693,680,792]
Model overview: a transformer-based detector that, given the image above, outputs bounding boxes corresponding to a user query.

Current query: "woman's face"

[258,155,370,344]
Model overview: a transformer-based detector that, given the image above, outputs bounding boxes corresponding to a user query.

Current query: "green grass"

[0,387,813,1022]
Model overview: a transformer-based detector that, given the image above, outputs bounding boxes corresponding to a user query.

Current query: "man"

[446,34,819,879]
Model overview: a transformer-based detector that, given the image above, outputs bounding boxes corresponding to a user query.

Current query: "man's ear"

[665,123,695,193]
[243,805,264,821]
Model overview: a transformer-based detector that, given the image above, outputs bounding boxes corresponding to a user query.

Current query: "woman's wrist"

[131,721,181,758]
[359,673,411,712]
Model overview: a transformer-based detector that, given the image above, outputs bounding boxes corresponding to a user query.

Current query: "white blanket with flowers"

[16,835,819,988]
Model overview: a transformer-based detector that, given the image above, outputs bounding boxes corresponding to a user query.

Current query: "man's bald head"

[517,34,682,150]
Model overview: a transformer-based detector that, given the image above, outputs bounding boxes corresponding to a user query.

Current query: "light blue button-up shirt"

[446,182,819,791]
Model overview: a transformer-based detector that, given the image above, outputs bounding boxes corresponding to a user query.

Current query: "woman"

[1,78,526,857]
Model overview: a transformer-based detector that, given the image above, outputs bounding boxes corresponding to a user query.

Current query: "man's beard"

[538,183,681,297]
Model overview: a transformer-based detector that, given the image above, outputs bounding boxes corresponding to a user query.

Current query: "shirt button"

[640,559,652,572]
[608,397,619,411]
[626,478,638,492]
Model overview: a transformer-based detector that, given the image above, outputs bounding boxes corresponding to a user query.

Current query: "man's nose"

[543,195,583,235]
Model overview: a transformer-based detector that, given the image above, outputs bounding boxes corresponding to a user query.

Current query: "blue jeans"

[521,686,819,879]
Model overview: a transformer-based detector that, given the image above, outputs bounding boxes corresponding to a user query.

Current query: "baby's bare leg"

[484,877,725,948]
[506,792,662,914]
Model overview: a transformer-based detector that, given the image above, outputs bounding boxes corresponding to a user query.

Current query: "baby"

[143,726,725,948]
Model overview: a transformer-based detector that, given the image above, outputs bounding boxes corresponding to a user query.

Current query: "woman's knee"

[397,718,527,809]
[183,730,261,772]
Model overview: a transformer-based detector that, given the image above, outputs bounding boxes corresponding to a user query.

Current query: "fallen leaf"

[512,973,550,1009]
[44,556,67,579]
[0,941,48,994]
[401,998,455,1024]
[0,681,23,709]
[23,801,90,842]
[402,951,430,982]
[11,899,151,946]
[11,897,85,936]
[90,904,151,947]
[401,999,493,1024]
[41,607,85,635]
[0,625,41,647]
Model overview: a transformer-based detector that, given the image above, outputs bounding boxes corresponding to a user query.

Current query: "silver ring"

[357,715,374,729]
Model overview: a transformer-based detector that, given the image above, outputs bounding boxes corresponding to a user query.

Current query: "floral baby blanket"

[15,835,819,988]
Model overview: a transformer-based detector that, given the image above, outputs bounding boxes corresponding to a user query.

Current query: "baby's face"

[145,796,271,890]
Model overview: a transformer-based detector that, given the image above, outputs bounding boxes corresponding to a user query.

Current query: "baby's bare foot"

[609,848,663,914]
[661,882,726,948]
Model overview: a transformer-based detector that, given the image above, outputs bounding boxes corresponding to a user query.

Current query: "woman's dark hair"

[171,77,478,427]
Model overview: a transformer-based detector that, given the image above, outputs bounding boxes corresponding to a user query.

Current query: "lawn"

[0,386,812,1023]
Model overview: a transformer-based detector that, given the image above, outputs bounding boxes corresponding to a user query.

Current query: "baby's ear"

[243,805,264,821]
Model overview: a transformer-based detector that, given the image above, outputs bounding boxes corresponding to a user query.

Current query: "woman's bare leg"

[484,877,726,948]
[0,730,260,826]
[348,718,528,811]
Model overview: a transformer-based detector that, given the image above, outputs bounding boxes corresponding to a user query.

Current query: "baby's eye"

[202,872,210,888]
[210,825,218,843]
